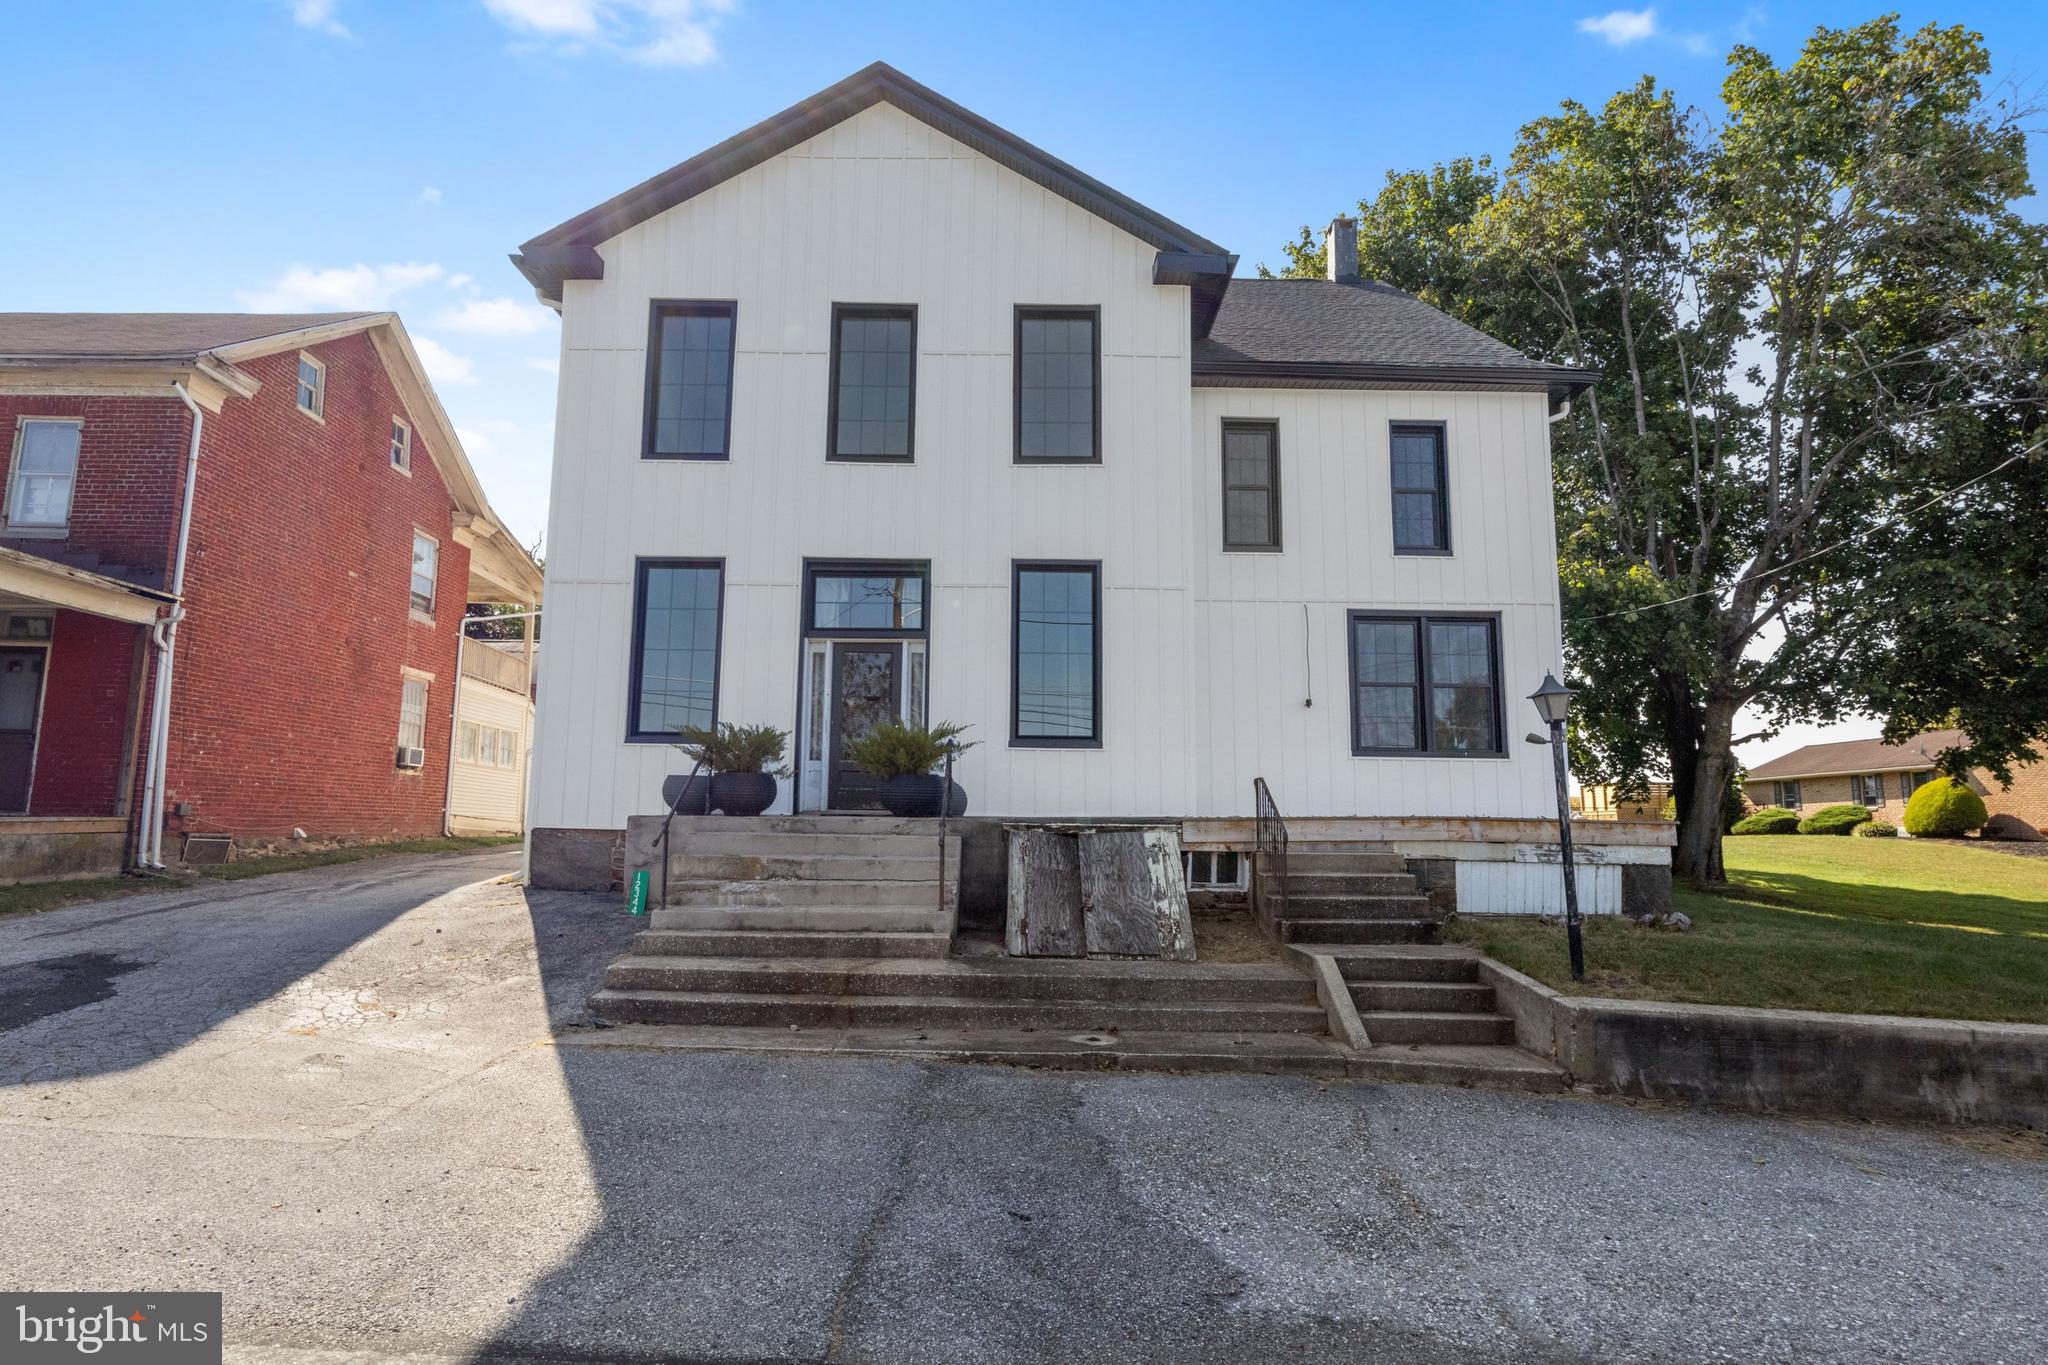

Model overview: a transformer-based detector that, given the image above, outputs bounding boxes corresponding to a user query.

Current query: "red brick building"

[0,313,541,879]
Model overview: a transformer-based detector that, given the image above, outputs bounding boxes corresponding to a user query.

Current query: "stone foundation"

[530,827,625,892]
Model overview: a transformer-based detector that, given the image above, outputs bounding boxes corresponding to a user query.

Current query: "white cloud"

[447,273,474,289]
[481,0,733,67]
[1577,8,1658,46]
[527,357,561,374]
[413,337,477,387]
[237,261,444,311]
[434,296,557,337]
[419,185,443,204]
[291,0,350,38]
[457,418,519,455]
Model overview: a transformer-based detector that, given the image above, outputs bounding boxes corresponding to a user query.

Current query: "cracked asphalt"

[1,851,2043,1363]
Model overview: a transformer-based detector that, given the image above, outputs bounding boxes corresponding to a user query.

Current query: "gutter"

[137,382,204,870]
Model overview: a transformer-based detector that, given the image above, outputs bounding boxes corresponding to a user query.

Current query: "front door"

[828,642,902,811]
[0,648,45,813]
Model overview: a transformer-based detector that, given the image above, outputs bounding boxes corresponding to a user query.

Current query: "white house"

[513,64,1669,912]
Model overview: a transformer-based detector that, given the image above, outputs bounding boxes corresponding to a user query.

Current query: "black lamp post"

[1528,672,1585,982]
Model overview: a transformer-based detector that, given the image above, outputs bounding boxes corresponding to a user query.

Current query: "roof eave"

[1192,359,1597,399]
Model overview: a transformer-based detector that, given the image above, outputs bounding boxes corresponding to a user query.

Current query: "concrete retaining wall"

[0,821,126,884]
[1480,959,2048,1128]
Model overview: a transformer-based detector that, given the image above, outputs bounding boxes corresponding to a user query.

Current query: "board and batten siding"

[529,101,1198,830]
[1188,387,1563,819]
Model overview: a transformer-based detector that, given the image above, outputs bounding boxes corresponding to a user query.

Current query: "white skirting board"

[1456,861,1623,916]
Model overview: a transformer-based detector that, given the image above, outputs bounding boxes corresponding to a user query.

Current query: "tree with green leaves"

[1271,16,2047,883]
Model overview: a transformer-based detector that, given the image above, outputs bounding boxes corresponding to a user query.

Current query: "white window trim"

[5,416,83,538]
[390,416,413,475]
[295,352,327,422]
[409,528,439,623]
[396,673,431,769]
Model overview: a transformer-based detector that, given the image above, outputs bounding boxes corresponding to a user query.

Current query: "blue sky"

[6,1,2042,761]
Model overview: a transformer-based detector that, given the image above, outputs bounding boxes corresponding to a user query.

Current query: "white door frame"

[797,637,927,813]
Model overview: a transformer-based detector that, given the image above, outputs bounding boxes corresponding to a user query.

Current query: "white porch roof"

[0,545,173,625]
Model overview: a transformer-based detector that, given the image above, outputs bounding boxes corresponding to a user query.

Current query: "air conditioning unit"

[396,745,426,770]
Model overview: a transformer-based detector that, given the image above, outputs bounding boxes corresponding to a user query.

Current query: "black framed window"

[644,301,736,459]
[1774,780,1804,809]
[1852,773,1885,805]
[805,563,928,636]
[1012,562,1101,746]
[1390,422,1450,554]
[1015,307,1100,463]
[1221,420,1281,550]
[628,559,723,741]
[1348,612,1502,756]
[828,305,916,462]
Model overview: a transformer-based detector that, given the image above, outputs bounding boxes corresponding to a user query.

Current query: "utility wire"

[1566,436,2045,624]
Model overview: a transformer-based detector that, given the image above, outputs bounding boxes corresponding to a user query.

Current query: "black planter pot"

[660,773,712,815]
[879,773,968,819]
[710,771,777,817]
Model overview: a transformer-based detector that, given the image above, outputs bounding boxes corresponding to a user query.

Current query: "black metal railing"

[1253,776,1288,933]
[937,744,956,921]
[655,757,707,911]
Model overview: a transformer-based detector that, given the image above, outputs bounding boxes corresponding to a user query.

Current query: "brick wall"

[0,395,183,580]
[163,332,469,841]
[32,611,145,816]
[1747,762,2048,834]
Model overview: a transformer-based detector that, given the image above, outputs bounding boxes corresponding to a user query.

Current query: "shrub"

[845,720,978,779]
[1854,820,1898,838]
[1797,803,1873,836]
[1730,806,1801,835]
[675,722,790,775]
[1902,776,1989,837]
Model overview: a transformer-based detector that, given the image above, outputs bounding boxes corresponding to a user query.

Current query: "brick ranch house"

[0,313,542,879]
[1744,729,2048,835]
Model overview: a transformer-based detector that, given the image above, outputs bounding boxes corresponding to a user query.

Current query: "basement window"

[1184,850,1245,890]
[295,353,326,419]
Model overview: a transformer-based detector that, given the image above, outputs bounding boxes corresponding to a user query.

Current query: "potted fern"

[846,720,975,818]
[676,722,791,817]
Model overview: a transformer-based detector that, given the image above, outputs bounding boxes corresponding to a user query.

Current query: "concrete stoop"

[1261,848,1443,948]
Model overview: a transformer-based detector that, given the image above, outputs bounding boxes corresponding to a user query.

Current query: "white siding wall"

[450,675,532,834]
[1188,387,1562,818]
[530,102,1565,831]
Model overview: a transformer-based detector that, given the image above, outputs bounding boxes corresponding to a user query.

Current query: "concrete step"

[666,878,952,909]
[1278,872,1419,896]
[1331,948,1480,983]
[1346,1044,1568,1093]
[1279,846,1411,867]
[590,989,1329,1034]
[602,956,1318,1005]
[1349,981,1497,1013]
[675,830,956,858]
[1274,894,1435,921]
[662,815,943,837]
[1276,918,1439,946]
[1360,1010,1516,1046]
[667,854,943,882]
[650,906,951,934]
[633,928,953,959]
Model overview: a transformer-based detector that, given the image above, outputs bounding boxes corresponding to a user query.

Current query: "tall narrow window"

[1014,308,1100,463]
[389,418,412,471]
[6,418,82,530]
[396,677,428,766]
[645,301,736,459]
[1390,423,1449,553]
[629,559,723,741]
[1221,420,1281,550]
[828,305,916,461]
[1348,613,1501,756]
[409,531,439,616]
[1012,562,1101,747]
[295,354,326,418]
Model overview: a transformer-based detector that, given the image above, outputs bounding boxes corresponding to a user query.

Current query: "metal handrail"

[1253,776,1289,932]
[937,745,956,924]
[655,757,707,911]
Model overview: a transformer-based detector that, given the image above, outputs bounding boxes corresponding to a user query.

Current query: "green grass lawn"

[1446,836,2048,1024]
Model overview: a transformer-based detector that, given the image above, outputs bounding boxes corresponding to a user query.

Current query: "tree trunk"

[1674,698,1740,885]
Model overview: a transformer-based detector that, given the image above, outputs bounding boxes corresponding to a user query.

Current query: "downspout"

[136,382,204,869]
[1548,398,1573,425]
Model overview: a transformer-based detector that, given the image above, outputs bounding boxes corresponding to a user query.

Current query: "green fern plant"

[675,722,791,776]
[846,720,977,779]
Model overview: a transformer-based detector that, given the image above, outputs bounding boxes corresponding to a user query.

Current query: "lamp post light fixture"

[1528,672,1585,982]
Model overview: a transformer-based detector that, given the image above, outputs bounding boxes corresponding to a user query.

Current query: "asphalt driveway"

[0,851,2041,1363]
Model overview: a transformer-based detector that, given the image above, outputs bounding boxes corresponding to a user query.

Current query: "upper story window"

[1221,420,1281,551]
[6,417,82,532]
[1015,307,1099,464]
[410,530,438,617]
[828,305,916,462]
[1349,612,1502,756]
[1012,562,1101,747]
[629,559,724,741]
[389,418,412,472]
[1390,422,1450,554]
[295,353,326,419]
[644,301,736,459]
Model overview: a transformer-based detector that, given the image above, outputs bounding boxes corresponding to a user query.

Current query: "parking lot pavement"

[2,852,2042,1364]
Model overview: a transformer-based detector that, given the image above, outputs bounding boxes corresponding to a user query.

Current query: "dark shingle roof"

[1745,729,1968,781]
[1193,279,1590,396]
[0,313,377,361]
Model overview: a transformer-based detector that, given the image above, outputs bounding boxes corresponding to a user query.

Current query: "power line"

[1566,437,2045,624]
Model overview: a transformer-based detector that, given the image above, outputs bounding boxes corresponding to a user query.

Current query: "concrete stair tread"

[633,929,953,959]
[592,988,1328,1032]
[1347,1044,1568,1092]
[1361,1009,1515,1026]
[1350,982,1496,1010]
[604,954,1318,1003]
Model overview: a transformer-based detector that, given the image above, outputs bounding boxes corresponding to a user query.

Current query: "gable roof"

[0,313,379,362]
[512,61,1236,324]
[1194,280,1590,401]
[1745,729,1968,781]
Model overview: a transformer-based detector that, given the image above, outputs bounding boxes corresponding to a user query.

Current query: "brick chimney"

[1324,217,1359,283]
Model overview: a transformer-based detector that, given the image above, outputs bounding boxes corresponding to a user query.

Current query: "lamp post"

[1528,672,1584,982]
